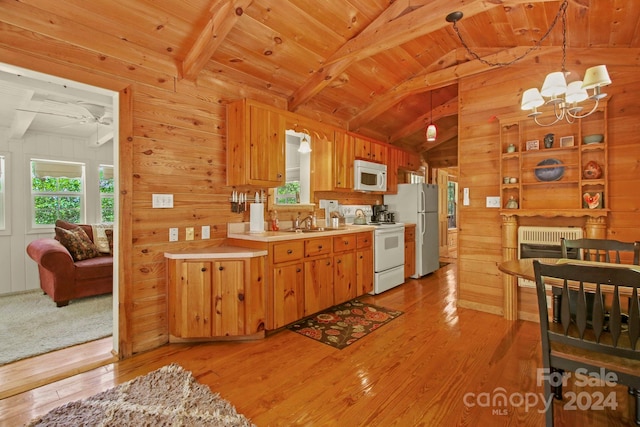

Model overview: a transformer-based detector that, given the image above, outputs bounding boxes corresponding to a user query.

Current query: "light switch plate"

[486,196,501,208]
[463,188,470,206]
[201,225,210,239]
[185,227,194,241]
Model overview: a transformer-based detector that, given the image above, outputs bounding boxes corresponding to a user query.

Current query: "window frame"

[99,164,114,223]
[29,158,86,230]
[0,153,8,235]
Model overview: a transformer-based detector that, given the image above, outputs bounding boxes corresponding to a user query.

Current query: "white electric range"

[340,205,405,294]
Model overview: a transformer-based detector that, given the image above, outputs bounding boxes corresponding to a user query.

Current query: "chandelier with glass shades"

[446,0,611,128]
[519,1,611,126]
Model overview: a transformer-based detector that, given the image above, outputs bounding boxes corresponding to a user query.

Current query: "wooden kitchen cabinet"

[334,130,354,189]
[333,234,357,303]
[270,240,305,329]
[272,262,304,329]
[356,232,374,295]
[354,134,387,164]
[167,256,266,340]
[404,225,416,279]
[304,256,334,315]
[227,99,286,187]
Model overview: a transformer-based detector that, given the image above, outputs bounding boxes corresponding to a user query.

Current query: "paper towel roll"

[250,203,265,233]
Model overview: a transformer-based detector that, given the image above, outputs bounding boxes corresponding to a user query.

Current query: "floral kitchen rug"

[288,299,403,350]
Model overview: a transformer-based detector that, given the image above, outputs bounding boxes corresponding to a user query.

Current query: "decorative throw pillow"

[105,229,114,254]
[55,226,101,261]
[92,223,113,254]
[55,219,93,242]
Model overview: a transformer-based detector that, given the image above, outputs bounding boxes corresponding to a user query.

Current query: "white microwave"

[354,160,387,192]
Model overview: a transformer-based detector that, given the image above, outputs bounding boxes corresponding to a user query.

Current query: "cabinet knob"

[201,268,207,272]
[296,268,301,273]
[326,261,331,266]
[277,173,283,178]
[318,245,323,249]
[287,249,293,254]
[337,260,341,264]
[218,266,224,271]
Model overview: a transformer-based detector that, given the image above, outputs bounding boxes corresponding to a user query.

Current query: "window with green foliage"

[447,181,457,229]
[99,165,114,223]
[31,159,84,226]
[275,181,300,204]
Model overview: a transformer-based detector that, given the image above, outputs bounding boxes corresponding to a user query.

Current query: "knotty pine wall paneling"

[456,54,640,319]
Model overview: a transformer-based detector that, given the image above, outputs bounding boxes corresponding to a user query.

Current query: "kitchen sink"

[283,227,339,233]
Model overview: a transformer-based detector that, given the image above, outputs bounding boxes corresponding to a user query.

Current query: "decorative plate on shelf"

[534,158,565,182]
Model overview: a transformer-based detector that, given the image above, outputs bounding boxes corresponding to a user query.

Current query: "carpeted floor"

[26,363,255,426]
[0,290,112,366]
[288,299,403,349]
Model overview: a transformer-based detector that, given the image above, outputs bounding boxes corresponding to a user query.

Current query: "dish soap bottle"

[270,210,280,231]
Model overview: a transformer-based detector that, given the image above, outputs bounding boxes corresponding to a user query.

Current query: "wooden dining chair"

[561,238,640,265]
[533,260,640,427]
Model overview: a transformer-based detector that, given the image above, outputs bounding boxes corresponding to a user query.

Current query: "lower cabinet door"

[272,263,304,329]
[334,252,357,304]
[213,260,245,336]
[178,260,213,338]
[357,247,374,295]
[304,256,333,315]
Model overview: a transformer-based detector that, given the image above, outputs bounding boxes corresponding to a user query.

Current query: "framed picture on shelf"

[560,136,574,147]
[526,140,539,151]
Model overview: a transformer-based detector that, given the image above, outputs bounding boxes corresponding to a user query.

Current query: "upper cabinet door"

[334,130,354,189]
[227,99,285,187]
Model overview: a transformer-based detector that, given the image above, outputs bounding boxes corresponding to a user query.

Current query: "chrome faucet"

[298,215,313,229]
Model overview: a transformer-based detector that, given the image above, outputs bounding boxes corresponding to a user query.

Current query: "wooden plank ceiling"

[4,0,640,159]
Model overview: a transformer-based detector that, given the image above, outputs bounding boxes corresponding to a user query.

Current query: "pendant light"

[298,134,311,153]
[426,91,437,142]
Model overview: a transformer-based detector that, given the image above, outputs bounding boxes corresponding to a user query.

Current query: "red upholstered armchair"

[26,221,113,307]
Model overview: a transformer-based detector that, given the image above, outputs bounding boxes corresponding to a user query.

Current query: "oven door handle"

[374,227,404,236]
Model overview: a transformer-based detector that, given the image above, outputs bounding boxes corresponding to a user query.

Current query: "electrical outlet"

[463,188,470,206]
[202,225,210,239]
[185,227,194,241]
[152,194,174,208]
[169,227,178,242]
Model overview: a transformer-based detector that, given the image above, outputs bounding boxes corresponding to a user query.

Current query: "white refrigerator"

[384,183,439,277]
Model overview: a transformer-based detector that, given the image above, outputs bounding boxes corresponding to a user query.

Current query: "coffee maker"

[372,204,394,223]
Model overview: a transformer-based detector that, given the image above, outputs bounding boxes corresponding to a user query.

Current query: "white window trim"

[28,158,86,232]
[0,152,10,235]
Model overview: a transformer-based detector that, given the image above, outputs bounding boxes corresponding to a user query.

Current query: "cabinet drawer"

[333,234,356,253]
[272,241,304,264]
[305,237,332,257]
[356,232,372,249]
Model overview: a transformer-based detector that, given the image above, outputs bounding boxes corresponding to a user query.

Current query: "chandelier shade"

[582,65,611,90]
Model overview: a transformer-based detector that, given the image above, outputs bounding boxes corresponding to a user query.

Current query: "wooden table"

[498,258,639,322]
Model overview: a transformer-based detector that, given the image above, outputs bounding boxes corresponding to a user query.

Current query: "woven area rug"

[288,299,403,349]
[27,364,255,426]
[0,290,112,366]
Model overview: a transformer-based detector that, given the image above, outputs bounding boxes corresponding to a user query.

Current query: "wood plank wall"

[456,52,640,318]
[3,11,639,356]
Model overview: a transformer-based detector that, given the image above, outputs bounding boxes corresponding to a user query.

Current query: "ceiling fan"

[17,100,113,127]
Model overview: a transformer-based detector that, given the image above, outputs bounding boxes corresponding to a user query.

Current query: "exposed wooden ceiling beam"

[348,45,557,132]
[389,97,458,143]
[180,0,253,80]
[288,0,550,112]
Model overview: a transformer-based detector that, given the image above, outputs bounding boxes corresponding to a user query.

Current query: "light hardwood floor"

[0,263,636,426]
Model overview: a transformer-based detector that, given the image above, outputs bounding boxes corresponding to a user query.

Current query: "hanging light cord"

[450,0,568,68]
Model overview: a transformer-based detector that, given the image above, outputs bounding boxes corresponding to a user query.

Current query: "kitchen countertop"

[165,246,268,260]
[227,222,375,242]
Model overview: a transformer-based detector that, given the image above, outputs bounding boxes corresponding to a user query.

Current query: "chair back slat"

[534,261,640,360]
[592,284,605,342]
[630,288,639,350]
